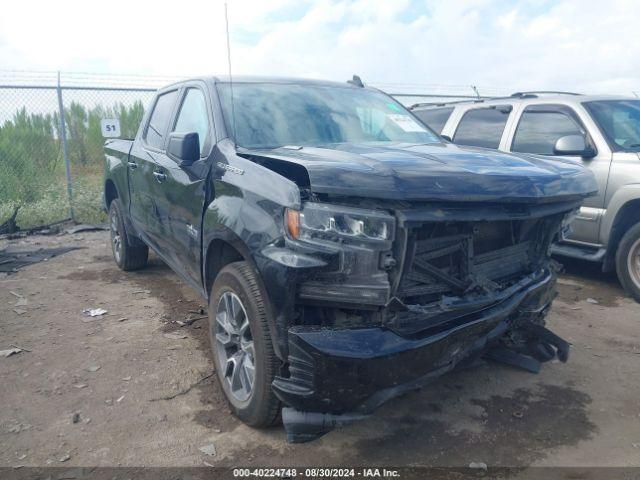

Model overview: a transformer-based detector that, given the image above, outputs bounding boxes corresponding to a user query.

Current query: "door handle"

[127,161,138,170]
[153,171,167,183]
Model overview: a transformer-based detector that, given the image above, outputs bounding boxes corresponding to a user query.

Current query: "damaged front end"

[267,199,578,443]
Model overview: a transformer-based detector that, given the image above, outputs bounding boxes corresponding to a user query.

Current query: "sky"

[0,0,638,95]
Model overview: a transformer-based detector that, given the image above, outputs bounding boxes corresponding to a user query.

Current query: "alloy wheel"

[214,291,256,402]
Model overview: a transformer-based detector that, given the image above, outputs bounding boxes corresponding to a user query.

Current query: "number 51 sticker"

[101,118,121,138]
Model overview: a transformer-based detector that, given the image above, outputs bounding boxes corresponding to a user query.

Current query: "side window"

[173,88,210,155]
[453,106,511,149]
[144,90,179,150]
[413,107,454,134]
[512,107,585,155]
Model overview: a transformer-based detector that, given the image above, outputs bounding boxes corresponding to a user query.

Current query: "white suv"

[412,92,640,301]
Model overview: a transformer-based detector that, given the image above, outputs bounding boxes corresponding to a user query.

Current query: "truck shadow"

[347,377,595,466]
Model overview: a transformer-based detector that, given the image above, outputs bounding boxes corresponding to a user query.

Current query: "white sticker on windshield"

[386,114,427,133]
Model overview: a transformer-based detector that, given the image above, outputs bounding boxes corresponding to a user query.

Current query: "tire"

[108,199,148,271]
[208,261,281,427]
[615,222,640,303]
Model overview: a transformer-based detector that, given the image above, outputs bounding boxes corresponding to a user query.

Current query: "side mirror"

[553,134,595,158]
[167,132,200,166]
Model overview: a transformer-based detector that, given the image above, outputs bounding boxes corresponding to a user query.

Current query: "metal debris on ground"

[87,365,101,372]
[59,454,71,463]
[0,348,23,358]
[469,462,488,470]
[199,444,217,456]
[0,246,80,273]
[1,218,73,240]
[586,298,600,304]
[83,308,108,317]
[176,316,206,327]
[65,224,108,234]
[163,333,187,340]
[10,344,30,352]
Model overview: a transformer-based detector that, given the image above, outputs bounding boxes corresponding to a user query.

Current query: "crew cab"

[104,77,597,442]
[412,92,640,302]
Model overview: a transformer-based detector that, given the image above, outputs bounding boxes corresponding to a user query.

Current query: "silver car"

[412,92,640,302]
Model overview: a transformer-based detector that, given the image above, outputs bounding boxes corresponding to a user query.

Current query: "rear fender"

[104,139,134,211]
[600,184,640,270]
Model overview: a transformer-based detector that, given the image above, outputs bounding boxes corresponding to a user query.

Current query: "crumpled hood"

[241,142,598,203]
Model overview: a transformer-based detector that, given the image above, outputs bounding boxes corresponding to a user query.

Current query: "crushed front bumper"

[272,269,563,442]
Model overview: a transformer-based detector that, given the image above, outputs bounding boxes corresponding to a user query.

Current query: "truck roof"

[160,75,367,91]
[411,92,638,110]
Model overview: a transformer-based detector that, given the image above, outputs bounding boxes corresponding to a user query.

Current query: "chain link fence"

[0,71,184,230]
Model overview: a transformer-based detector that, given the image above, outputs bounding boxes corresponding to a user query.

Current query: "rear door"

[128,88,179,250]
[451,105,513,150]
[148,82,214,288]
[508,104,610,244]
[412,107,455,134]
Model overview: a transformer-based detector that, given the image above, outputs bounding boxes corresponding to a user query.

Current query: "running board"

[551,243,606,262]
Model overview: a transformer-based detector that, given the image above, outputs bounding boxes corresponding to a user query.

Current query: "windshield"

[584,99,640,151]
[216,82,440,149]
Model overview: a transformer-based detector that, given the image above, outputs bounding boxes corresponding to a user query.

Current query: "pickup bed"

[104,76,597,442]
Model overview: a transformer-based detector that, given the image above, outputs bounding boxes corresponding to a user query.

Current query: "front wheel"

[208,261,281,427]
[615,222,640,303]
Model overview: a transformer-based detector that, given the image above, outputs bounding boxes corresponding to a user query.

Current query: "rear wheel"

[109,199,148,271]
[615,222,640,303]
[208,261,280,427]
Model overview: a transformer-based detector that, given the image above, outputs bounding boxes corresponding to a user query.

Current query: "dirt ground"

[1,230,639,469]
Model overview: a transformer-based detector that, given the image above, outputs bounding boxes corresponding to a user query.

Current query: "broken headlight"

[285,203,395,247]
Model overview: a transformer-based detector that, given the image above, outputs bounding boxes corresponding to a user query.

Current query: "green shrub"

[0,100,144,229]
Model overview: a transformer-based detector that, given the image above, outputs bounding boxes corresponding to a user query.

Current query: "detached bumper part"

[485,322,570,373]
[274,270,570,443]
[281,409,370,444]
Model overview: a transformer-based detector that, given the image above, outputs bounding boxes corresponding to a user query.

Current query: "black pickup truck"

[104,76,597,442]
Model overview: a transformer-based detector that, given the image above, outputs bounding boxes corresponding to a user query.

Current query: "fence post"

[56,71,75,221]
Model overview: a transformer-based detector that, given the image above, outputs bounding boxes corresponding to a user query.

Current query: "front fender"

[201,152,302,360]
